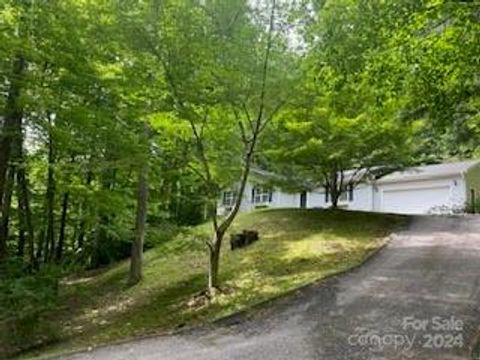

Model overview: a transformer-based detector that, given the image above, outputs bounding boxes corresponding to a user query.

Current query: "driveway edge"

[25,230,403,360]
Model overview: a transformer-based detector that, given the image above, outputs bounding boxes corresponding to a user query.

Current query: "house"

[219,169,302,214]
[218,160,480,215]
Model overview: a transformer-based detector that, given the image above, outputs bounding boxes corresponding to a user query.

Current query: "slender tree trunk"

[36,229,45,266]
[0,168,15,258]
[17,166,35,268]
[91,154,117,269]
[129,123,149,286]
[207,150,253,291]
[0,56,25,217]
[328,169,340,209]
[77,171,93,250]
[207,230,223,291]
[77,212,86,250]
[55,191,69,262]
[0,56,25,261]
[205,0,277,293]
[44,120,56,263]
[17,189,26,259]
[12,114,34,267]
[91,218,102,269]
[331,190,339,208]
[91,176,115,269]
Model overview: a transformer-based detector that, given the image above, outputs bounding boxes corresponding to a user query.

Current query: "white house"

[218,160,480,215]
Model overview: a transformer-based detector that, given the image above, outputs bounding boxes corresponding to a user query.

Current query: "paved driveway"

[62,216,480,360]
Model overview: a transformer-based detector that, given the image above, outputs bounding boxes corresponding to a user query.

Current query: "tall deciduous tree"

[129,123,150,285]
[131,0,297,292]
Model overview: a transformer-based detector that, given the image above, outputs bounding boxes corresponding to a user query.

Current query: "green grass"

[21,208,406,359]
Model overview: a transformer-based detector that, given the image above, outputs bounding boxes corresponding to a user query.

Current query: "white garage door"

[381,186,451,214]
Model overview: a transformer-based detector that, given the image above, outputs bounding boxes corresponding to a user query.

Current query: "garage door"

[381,186,450,214]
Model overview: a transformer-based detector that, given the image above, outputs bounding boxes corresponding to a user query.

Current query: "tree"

[263,0,418,207]
[266,84,415,207]
[338,0,480,160]
[131,0,297,292]
[0,1,165,272]
[129,123,150,285]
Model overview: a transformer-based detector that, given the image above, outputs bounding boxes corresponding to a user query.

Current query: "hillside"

[22,209,406,359]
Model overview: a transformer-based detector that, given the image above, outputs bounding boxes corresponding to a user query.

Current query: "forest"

[0,0,479,357]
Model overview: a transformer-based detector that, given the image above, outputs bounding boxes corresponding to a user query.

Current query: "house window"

[251,186,272,204]
[222,191,235,207]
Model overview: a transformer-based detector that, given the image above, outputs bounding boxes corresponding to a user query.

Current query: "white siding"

[218,183,300,215]
[272,191,300,209]
[376,177,466,214]
[306,190,327,208]
[348,184,374,211]
[219,173,470,216]
[306,185,372,211]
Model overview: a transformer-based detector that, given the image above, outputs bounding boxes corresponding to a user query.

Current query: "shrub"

[0,262,61,357]
[466,198,480,214]
[145,222,183,248]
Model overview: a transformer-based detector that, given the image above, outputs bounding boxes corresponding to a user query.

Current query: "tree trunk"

[328,169,341,209]
[13,112,34,267]
[0,56,25,261]
[330,190,340,208]
[17,166,35,268]
[91,161,116,269]
[77,212,86,251]
[55,191,69,262]
[207,230,223,290]
[36,229,45,267]
[0,168,15,259]
[206,150,253,293]
[17,189,26,259]
[206,0,277,293]
[206,143,264,288]
[128,123,149,286]
[0,56,25,219]
[44,120,56,263]
[77,171,93,251]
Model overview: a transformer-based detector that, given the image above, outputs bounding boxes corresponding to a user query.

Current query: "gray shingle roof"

[377,160,480,184]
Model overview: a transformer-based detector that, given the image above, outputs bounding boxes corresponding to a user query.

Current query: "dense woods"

[0,0,479,356]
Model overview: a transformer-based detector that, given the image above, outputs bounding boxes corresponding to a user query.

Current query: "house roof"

[376,160,480,184]
[251,168,275,179]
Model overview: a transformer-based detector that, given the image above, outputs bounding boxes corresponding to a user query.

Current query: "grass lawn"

[20,208,406,359]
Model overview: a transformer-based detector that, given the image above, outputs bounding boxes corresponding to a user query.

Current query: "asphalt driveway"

[62,215,480,360]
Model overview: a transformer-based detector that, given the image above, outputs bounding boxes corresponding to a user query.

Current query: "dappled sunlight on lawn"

[36,209,405,357]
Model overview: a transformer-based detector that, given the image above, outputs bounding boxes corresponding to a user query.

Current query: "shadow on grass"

[55,272,207,350]
[233,209,405,240]
[17,209,406,359]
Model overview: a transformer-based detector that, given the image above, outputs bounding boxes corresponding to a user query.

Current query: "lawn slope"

[23,209,406,359]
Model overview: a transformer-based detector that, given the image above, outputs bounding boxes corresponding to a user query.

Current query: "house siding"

[218,183,299,215]
[348,184,374,211]
[376,177,466,214]
[218,161,478,215]
[306,190,327,208]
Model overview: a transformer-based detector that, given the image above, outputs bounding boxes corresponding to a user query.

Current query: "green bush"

[466,198,480,214]
[145,222,183,248]
[0,262,61,357]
